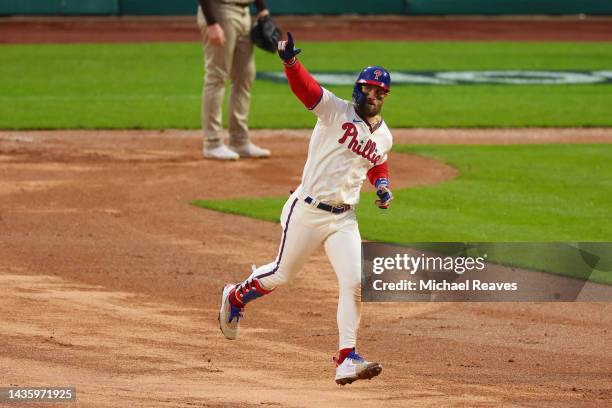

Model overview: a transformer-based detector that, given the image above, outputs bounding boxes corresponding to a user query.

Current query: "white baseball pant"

[249,191,363,350]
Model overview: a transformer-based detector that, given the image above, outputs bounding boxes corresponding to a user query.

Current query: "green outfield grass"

[1,41,612,129]
[192,144,612,284]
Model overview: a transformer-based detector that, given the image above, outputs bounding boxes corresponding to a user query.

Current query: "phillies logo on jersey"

[373,70,383,80]
[338,123,381,165]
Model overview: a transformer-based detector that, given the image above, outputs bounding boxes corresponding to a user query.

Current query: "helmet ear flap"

[352,83,366,106]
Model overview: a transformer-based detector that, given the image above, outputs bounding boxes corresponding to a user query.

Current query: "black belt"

[305,196,351,214]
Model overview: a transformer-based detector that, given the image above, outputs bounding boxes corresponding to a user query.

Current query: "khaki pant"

[197,4,255,149]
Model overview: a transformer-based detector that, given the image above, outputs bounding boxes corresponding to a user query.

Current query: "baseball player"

[218,32,393,385]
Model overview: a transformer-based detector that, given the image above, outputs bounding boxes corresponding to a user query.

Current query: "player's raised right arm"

[277,32,323,110]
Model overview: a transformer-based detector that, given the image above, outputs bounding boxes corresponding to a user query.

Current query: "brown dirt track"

[1,15,612,408]
[1,129,612,408]
[2,15,612,43]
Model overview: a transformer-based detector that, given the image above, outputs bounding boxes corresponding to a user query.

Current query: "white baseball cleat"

[203,145,240,161]
[218,284,243,340]
[334,349,382,385]
[229,142,271,158]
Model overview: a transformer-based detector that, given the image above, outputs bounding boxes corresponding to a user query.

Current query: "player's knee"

[339,281,361,302]
[271,262,304,286]
[261,270,291,287]
[339,273,361,293]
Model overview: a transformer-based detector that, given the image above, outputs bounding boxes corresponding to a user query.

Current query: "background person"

[197,0,271,160]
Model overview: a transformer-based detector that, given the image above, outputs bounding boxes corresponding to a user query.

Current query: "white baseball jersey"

[296,88,393,206]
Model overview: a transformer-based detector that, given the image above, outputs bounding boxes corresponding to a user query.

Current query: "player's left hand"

[277,32,301,64]
[375,185,393,209]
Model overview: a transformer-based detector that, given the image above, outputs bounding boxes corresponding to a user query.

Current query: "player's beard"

[357,100,382,119]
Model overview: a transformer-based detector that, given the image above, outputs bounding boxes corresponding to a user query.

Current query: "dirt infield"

[2,15,612,44]
[1,129,611,407]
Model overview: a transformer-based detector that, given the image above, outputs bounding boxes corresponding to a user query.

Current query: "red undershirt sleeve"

[367,161,390,187]
[284,60,323,110]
